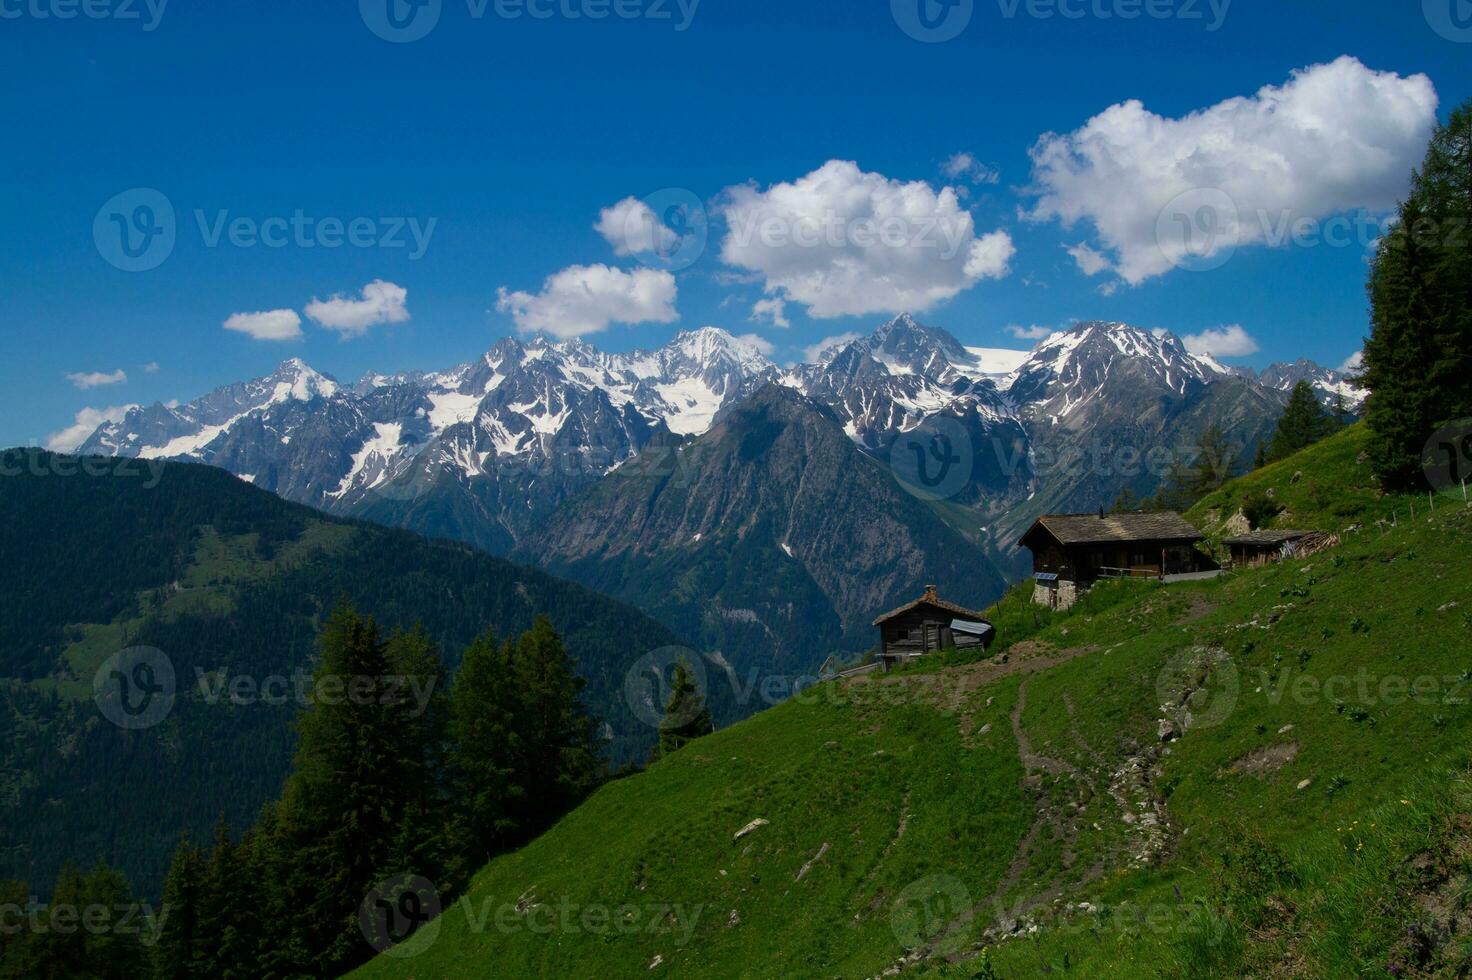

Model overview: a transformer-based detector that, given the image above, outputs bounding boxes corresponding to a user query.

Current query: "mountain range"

[75,315,1363,668]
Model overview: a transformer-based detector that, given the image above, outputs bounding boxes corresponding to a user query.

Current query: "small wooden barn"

[872,586,994,669]
[1223,529,1317,567]
[1018,511,1213,610]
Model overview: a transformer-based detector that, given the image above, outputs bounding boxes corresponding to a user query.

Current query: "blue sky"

[2,0,1466,449]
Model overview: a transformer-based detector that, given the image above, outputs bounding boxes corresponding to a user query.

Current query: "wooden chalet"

[1018,511,1213,610]
[1223,529,1318,567]
[872,586,994,669]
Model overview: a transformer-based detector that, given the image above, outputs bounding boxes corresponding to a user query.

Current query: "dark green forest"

[0,451,709,900]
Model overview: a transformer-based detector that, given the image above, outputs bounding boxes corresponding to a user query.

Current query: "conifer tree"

[1109,487,1142,513]
[153,840,205,980]
[1267,381,1331,462]
[655,657,715,759]
[510,617,605,831]
[1362,101,1472,489]
[1153,424,1240,510]
[274,603,449,976]
[449,630,524,868]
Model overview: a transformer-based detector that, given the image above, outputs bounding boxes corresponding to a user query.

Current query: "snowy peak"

[266,358,340,403]
[857,313,981,383]
[661,327,774,376]
[1256,360,1367,409]
[1007,320,1223,411]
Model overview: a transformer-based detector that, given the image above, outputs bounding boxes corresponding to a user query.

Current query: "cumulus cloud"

[496,264,678,339]
[66,369,127,390]
[751,297,790,329]
[1065,242,1111,277]
[595,197,681,257]
[1340,350,1364,373]
[143,362,160,373]
[942,152,1000,184]
[1006,324,1054,341]
[1026,56,1438,285]
[733,332,776,357]
[802,332,863,363]
[223,309,303,342]
[717,160,1015,319]
[305,280,410,338]
[1183,324,1260,358]
[46,404,136,453]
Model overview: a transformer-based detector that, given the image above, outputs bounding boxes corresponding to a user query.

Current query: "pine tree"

[1109,487,1142,513]
[382,625,452,887]
[655,657,714,759]
[1267,381,1331,462]
[1153,424,1241,511]
[153,840,205,980]
[510,617,605,831]
[449,630,525,869]
[1363,100,1472,489]
[274,603,449,976]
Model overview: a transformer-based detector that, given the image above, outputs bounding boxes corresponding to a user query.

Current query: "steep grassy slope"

[357,426,1472,978]
[0,451,689,897]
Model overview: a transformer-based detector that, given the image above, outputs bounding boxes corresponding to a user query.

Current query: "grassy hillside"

[356,426,1472,978]
[1187,423,1406,541]
[0,451,689,897]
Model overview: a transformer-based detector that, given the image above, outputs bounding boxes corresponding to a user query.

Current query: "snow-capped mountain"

[1255,359,1366,410]
[74,313,1357,562]
[79,328,777,551]
[1004,322,1226,418]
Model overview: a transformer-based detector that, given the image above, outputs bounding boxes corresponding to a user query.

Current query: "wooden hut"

[1223,529,1316,567]
[1018,511,1212,610]
[872,586,994,669]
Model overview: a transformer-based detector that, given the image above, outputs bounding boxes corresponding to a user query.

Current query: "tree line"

[2,604,609,979]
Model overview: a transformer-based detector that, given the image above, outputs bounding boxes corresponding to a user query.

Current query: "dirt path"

[1009,675,1076,777]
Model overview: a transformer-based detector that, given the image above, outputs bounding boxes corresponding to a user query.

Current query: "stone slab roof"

[1020,512,1204,547]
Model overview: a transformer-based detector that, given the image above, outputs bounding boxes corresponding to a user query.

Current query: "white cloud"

[942,152,1000,184]
[751,296,790,329]
[143,362,160,373]
[66,369,127,390]
[1026,56,1438,285]
[1006,324,1054,341]
[496,264,678,339]
[46,404,136,453]
[223,309,303,342]
[1183,324,1260,358]
[802,332,863,363]
[1340,350,1364,373]
[595,197,681,257]
[1065,242,1111,277]
[305,280,410,338]
[717,160,1015,319]
[733,333,776,357]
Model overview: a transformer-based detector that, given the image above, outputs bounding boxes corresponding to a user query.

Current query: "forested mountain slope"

[0,451,689,897]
